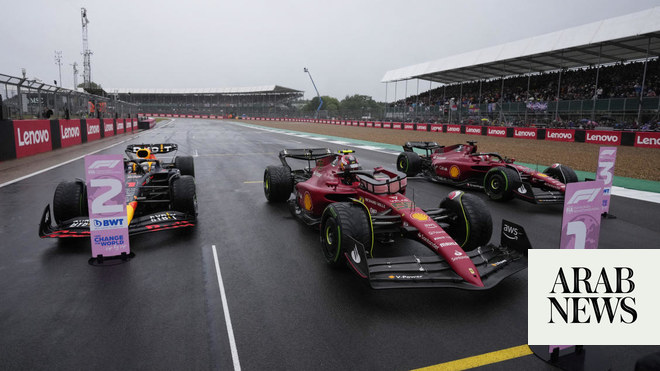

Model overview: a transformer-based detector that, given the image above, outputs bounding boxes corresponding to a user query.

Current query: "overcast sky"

[2,0,659,101]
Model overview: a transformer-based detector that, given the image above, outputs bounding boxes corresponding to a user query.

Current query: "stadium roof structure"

[381,6,660,84]
[109,85,303,95]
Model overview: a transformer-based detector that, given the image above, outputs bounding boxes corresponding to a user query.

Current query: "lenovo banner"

[584,130,621,145]
[103,119,115,137]
[13,120,52,158]
[116,119,125,134]
[392,123,402,130]
[513,127,537,139]
[430,124,443,132]
[59,120,83,148]
[416,123,427,131]
[465,125,482,135]
[85,154,130,258]
[545,129,575,142]
[634,131,660,148]
[446,125,461,133]
[487,127,507,137]
[86,119,101,142]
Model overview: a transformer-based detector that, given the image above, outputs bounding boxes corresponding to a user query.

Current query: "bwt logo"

[98,218,123,227]
[567,188,601,204]
[89,160,120,169]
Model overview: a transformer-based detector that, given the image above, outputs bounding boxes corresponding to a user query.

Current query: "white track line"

[0,120,178,189]
[211,245,241,371]
[233,121,660,203]
[0,136,142,189]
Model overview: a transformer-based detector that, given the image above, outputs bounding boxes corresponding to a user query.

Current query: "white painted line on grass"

[612,186,660,204]
[232,121,660,202]
[211,244,242,371]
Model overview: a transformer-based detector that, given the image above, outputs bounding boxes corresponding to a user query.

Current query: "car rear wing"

[125,143,179,155]
[278,148,335,168]
[402,141,443,156]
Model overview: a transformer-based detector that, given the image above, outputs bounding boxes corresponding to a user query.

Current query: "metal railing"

[384,96,660,126]
[0,73,139,120]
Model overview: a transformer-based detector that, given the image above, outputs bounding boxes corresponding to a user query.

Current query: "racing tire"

[264,165,293,203]
[483,167,521,201]
[175,156,195,177]
[53,180,88,224]
[543,164,578,184]
[320,202,372,275]
[396,151,422,177]
[171,175,197,217]
[440,191,492,252]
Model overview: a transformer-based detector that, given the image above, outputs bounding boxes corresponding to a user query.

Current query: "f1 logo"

[89,160,120,169]
[567,188,601,204]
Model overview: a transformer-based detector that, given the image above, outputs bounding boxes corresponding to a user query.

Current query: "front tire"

[396,151,422,176]
[171,175,197,216]
[264,165,293,202]
[544,164,578,184]
[440,191,492,251]
[319,203,372,275]
[53,180,88,224]
[175,156,195,177]
[483,167,521,201]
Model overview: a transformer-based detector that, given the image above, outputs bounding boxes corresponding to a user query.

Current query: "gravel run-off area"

[240,120,660,182]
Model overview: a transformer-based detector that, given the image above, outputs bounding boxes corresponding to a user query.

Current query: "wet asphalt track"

[1,119,659,370]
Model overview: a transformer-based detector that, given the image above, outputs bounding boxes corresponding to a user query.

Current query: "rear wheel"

[320,203,372,276]
[175,156,195,177]
[53,180,88,224]
[483,167,521,201]
[440,191,492,251]
[171,175,197,216]
[544,164,578,184]
[264,165,293,202]
[396,151,422,176]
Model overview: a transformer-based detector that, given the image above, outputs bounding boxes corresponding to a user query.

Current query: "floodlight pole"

[54,51,62,87]
[304,67,323,119]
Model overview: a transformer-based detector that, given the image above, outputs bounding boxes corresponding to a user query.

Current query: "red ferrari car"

[396,141,578,204]
[263,148,528,290]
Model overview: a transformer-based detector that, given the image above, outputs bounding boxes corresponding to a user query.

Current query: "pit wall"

[139,114,660,149]
[0,118,139,161]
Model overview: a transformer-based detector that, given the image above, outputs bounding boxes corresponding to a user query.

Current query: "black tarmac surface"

[1,119,658,370]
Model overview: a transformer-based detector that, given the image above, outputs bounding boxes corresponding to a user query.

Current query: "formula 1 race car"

[39,143,197,239]
[263,148,528,290]
[396,141,578,204]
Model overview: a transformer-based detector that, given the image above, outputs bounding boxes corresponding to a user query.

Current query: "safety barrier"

[137,113,660,149]
[0,118,139,161]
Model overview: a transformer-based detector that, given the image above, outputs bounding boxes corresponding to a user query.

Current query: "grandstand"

[382,7,660,129]
[110,85,304,118]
